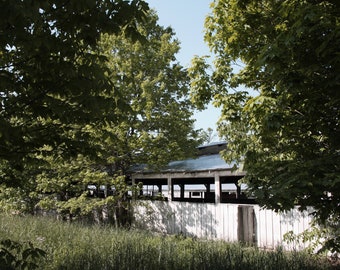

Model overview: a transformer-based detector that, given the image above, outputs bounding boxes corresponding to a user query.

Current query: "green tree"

[98,10,200,175]
[33,10,200,222]
[189,0,339,251]
[198,127,218,144]
[0,0,149,187]
[0,5,200,224]
[0,0,149,218]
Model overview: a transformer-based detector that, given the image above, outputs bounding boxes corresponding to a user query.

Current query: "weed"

[0,214,336,270]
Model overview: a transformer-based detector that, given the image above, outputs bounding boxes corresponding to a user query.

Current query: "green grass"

[0,214,335,270]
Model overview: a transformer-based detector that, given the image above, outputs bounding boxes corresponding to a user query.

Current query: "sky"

[146,0,221,133]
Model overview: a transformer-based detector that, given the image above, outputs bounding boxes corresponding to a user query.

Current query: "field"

[0,214,335,270]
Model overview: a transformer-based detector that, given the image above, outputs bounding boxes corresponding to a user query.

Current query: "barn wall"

[132,201,313,250]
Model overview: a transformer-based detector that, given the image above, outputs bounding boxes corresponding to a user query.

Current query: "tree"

[36,10,200,222]
[0,0,149,187]
[49,10,201,222]
[0,0,149,217]
[198,128,218,145]
[0,5,201,223]
[189,0,340,251]
[98,10,200,175]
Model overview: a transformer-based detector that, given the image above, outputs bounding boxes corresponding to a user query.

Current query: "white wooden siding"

[133,201,313,250]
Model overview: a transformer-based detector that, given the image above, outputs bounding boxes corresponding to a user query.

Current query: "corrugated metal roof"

[165,154,236,172]
[130,142,241,174]
[132,154,237,173]
[198,141,227,148]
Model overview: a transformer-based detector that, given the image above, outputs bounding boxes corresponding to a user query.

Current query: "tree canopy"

[98,11,200,175]
[0,2,200,221]
[189,0,339,251]
[0,0,149,187]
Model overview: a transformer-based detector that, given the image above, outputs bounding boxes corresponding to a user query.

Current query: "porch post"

[214,172,221,203]
[131,176,136,200]
[236,184,241,199]
[167,175,173,201]
[179,184,185,199]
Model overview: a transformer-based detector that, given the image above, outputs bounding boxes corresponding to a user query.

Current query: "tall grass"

[0,214,335,270]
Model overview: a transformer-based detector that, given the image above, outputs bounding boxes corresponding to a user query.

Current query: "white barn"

[131,142,313,250]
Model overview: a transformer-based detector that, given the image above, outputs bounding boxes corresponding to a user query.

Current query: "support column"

[167,175,173,201]
[236,184,241,199]
[214,173,221,204]
[131,177,137,200]
[179,184,185,199]
[157,184,162,194]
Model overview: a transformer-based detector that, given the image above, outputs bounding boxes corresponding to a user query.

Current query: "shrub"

[0,238,46,270]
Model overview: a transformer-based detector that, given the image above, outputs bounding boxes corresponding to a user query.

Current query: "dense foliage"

[0,214,336,270]
[0,1,200,223]
[0,0,150,219]
[189,0,340,251]
[0,238,46,270]
[0,0,148,187]
[98,11,200,175]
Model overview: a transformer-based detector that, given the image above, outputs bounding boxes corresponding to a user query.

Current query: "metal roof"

[197,141,227,148]
[130,142,244,174]
[131,154,238,174]
[165,154,236,172]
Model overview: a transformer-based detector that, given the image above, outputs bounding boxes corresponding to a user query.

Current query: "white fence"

[133,201,313,250]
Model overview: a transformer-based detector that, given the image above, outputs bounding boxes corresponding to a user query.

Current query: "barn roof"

[131,142,242,174]
[165,154,236,172]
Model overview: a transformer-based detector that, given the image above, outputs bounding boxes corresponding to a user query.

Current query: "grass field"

[0,214,336,270]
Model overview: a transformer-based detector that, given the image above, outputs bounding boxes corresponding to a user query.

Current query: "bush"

[0,238,46,270]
